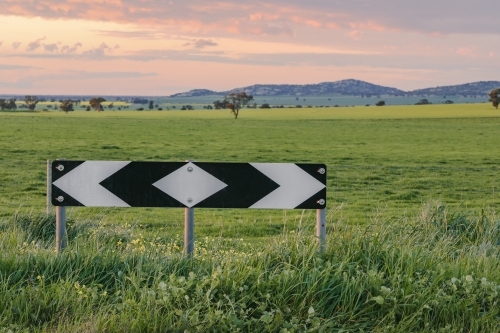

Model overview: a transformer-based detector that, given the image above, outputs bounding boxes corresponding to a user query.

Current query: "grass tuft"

[1,203,500,332]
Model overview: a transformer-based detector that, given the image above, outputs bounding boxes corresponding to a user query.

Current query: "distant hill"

[169,79,500,98]
[169,89,219,98]
[222,80,405,97]
[169,79,404,97]
[407,81,500,97]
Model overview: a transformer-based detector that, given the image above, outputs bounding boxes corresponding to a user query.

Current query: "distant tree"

[149,101,154,110]
[213,100,226,109]
[444,100,454,104]
[89,97,106,112]
[375,100,386,106]
[7,98,17,110]
[414,99,431,105]
[137,107,144,111]
[24,95,39,110]
[108,103,114,109]
[60,99,74,113]
[132,98,148,104]
[488,89,499,109]
[219,92,254,119]
[260,103,270,109]
[86,106,91,111]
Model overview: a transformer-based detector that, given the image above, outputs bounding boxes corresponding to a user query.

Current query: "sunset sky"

[1,0,498,95]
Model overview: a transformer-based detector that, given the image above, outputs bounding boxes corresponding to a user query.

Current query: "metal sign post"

[56,205,66,253]
[316,208,326,253]
[184,207,195,257]
[49,160,327,256]
[53,159,67,253]
[46,160,51,215]
[184,160,195,257]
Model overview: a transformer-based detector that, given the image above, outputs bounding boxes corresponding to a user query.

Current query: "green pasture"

[1,103,500,240]
[2,103,500,332]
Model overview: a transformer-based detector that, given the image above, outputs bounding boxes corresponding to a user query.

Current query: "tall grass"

[1,203,499,332]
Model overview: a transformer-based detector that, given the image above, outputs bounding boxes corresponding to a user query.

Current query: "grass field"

[1,104,500,331]
[1,104,500,238]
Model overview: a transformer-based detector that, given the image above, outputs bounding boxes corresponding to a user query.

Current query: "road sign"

[51,161,326,209]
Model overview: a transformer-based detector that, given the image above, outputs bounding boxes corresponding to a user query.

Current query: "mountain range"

[169,79,500,98]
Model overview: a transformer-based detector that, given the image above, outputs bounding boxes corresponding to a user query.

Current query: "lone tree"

[489,89,499,109]
[89,97,106,112]
[0,98,17,110]
[375,100,386,106]
[218,92,254,119]
[148,100,154,110]
[24,95,39,110]
[60,99,74,113]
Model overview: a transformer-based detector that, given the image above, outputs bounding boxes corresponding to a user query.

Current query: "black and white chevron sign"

[51,161,326,209]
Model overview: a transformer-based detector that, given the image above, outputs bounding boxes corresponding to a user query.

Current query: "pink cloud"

[456,47,478,58]
[61,42,82,54]
[44,43,58,52]
[81,42,111,57]
[184,39,218,49]
[1,0,499,38]
[26,37,45,51]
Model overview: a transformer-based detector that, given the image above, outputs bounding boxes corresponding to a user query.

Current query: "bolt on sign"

[51,161,327,209]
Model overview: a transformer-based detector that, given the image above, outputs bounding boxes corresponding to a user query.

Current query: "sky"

[0,0,498,95]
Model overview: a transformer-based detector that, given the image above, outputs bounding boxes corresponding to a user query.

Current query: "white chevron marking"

[53,161,131,207]
[249,163,325,209]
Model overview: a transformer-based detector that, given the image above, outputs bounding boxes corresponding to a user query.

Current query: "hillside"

[169,79,500,98]
[407,81,500,97]
[170,79,404,97]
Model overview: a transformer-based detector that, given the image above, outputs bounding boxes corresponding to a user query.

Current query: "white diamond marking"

[152,162,227,207]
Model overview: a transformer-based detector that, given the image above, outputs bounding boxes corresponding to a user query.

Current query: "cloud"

[12,42,21,49]
[95,30,165,39]
[0,63,40,70]
[61,42,82,54]
[67,71,158,80]
[0,41,2,47]
[184,39,218,49]
[26,37,45,51]
[0,0,498,37]
[46,70,158,80]
[0,77,34,89]
[81,42,110,57]
[44,43,58,52]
